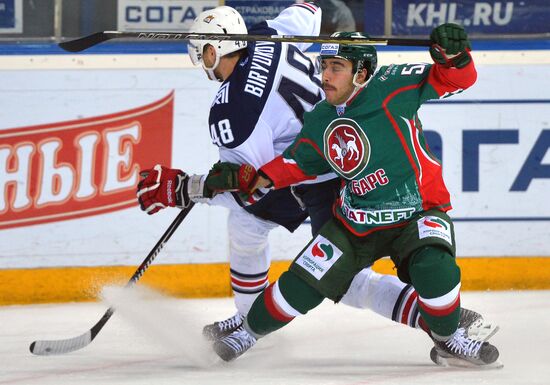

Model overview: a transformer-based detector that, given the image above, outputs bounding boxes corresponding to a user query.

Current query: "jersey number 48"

[210,118,234,146]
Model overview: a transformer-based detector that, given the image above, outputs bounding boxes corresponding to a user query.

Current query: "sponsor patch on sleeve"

[294,235,343,280]
[417,216,452,245]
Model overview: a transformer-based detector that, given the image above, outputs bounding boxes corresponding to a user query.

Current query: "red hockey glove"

[136,165,191,215]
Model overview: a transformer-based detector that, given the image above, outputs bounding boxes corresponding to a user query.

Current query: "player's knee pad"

[340,267,409,311]
[228,222,269,253]
[228,211,270,258]
[408,246,461,299]
[339,267,377,308]
[278,270,325,314]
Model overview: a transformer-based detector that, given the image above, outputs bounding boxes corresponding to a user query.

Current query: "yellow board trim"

[1,257,549,306]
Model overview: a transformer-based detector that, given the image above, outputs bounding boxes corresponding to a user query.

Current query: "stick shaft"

[91,203,194,338]
[59,31,432,52]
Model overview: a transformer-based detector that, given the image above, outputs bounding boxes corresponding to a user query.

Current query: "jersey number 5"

[401,64,427,75]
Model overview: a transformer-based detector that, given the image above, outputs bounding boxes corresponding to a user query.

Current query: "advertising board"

[0,0,22,33]
[117,0,219,32]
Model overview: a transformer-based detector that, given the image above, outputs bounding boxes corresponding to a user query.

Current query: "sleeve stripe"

[292,3,318,14]
[290,137,325,159]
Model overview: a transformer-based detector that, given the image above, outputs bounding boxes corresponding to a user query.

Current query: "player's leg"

[299,179,425,328]
[202,208,277,340]
[408,245,499,366]
[213,218,358,361]
[213,269,325,361]
[340,266,498,343]
[340,267,419,325]
[395,211,500,367]
[299,179,497,341]
[299,180,498,353]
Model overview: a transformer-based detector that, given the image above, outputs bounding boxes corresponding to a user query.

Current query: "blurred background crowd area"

[0,0,548,43]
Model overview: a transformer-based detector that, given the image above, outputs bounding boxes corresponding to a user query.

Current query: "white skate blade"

[432,353,504,370]
[467,320,500,341]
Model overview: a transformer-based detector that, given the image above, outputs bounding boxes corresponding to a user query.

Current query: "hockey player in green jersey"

[201,24,502,367]
[182,24,501,367]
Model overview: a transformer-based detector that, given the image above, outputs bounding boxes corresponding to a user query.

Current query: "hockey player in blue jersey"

[136,3,498,365]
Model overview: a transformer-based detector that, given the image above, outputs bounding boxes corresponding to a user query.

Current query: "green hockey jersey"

[261,60,477,236]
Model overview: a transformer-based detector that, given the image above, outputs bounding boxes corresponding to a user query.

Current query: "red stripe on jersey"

[382,83,452,212]
[231,276,268,288]
[382,83,423,190]
[407,117,451,211]
[418,294,461,317]
[263,283,295,323]
[259,154,316,189]
[428,60,477,97]
[290,137,325,158]
[401,292,418,325]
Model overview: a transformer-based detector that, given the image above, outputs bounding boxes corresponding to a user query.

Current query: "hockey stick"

[29,203,195,355]
[59,31,431,52]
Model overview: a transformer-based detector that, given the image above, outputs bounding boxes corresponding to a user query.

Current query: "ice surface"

[1,289,549,385]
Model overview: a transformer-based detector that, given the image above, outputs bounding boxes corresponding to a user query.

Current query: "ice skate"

[431,327,502,368]
[213,326,257,362]
[202,312,245,341]
[430,307,501,367]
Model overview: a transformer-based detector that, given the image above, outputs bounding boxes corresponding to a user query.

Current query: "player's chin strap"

[203,54,223,82]
[352,71,369,89]
[344,70,375,105]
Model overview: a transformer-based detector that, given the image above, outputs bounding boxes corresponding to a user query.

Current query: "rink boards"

[0,48,549,305]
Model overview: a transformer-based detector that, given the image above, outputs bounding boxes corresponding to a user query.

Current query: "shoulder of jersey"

[373,63,432,82]
[209,35,282,149]
[373,64,396,81]
[290,2,320,14]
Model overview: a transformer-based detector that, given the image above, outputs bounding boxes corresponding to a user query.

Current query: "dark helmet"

[317,32,378,85]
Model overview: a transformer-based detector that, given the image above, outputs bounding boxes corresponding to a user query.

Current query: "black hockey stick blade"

[29,204,194,355]
[58,30,431,52]
[59,32,114,52]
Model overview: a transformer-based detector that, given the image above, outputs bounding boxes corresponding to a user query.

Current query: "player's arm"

[426,23,477,97]
[378,24,475,116]
[202,127,332,194]
[135,162,264,215]
[256,154,316,189]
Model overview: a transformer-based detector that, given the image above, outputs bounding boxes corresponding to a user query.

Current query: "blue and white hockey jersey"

[208,3,338,231]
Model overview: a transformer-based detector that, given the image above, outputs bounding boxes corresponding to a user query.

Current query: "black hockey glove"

[204,162,259,195]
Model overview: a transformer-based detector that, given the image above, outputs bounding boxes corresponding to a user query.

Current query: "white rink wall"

[0,50,549,269]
